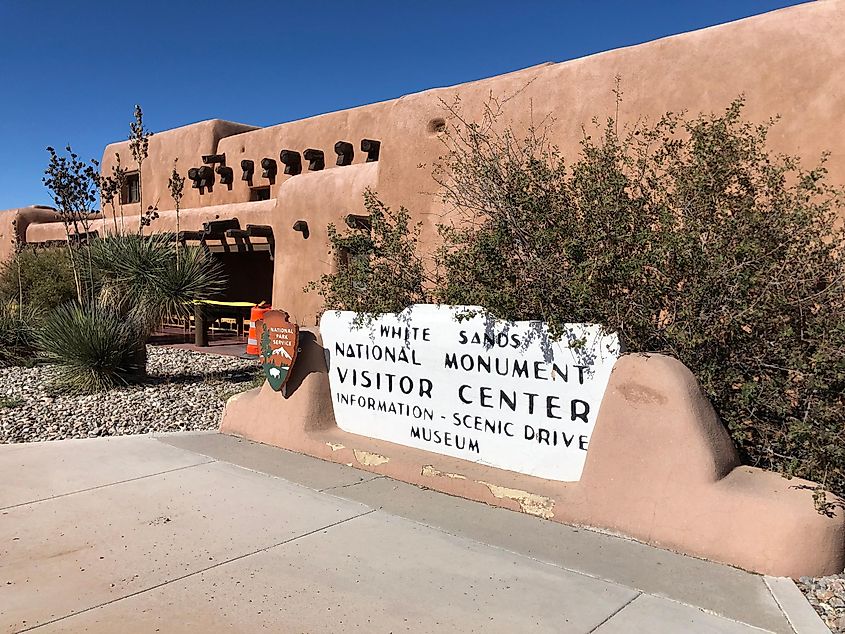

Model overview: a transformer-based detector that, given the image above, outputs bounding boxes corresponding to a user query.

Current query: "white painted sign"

[320,304,620,482]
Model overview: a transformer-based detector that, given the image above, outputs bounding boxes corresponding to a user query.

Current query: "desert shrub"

[306,190,430,320]
[0,395,23,409]
[0,247,79,312]
[314,95,845,500]
[42,145,102,305]
[435,96,845,498]
[35,303,146,393]
[0,302,37,367]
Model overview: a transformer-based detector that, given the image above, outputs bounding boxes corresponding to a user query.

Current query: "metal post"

[194,304,208,347]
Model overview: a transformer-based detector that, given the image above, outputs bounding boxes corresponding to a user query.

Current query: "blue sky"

[0,0,807,209]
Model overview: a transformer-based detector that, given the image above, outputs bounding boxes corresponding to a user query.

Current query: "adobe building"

[1,0,844,325]
[1,1,843,577]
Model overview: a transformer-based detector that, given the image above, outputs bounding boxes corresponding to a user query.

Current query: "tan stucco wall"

[99,119,258,216]
[0,206,60,262]
[13,0,845,324]
[213,102,392,207]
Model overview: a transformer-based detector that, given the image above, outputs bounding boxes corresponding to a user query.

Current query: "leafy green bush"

[35,303,145,393]
[307,190,430,320]
[0,247,78,312]
[0,302,36,367]
[314,96,845,500]
[0,395,23,409]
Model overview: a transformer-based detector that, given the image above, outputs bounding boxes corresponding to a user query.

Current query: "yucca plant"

[0,302,36,367]
[35,303,145,393]
[91,233,225,333]
[32,234,224,393]
[147,242,225,323]
[89,233,172,313]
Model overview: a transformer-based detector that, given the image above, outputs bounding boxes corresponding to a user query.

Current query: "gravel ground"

[0,346,259,443]
[798,574,845,632]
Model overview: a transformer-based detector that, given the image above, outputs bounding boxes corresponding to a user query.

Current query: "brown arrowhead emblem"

[255,310,299,391]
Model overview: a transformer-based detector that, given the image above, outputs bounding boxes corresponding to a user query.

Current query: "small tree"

[42,145,100,306]
[168,163,185,261]
[97,153,130,235]
[97,171,120,235]
[10,218,23,317]
[129,104,152,233]
[111,153,128,233]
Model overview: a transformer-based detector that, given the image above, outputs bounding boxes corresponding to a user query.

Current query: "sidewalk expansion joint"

[319,474,387,493]
[15,508,377,633]
[587,592,642,632]
[0,460,216,512]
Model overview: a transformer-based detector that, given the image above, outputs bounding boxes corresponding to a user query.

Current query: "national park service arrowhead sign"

[256,310,299,391]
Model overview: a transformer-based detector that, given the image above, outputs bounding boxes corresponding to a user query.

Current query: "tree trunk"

[128,339,148,381]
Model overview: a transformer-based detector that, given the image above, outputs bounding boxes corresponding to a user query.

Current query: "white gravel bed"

[0,346,259,443]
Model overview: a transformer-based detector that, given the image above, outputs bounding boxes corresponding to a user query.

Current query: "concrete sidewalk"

[0,432,825,633]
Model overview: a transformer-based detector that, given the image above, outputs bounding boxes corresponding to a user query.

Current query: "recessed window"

[121,172,140,204]
[250,186,271,202]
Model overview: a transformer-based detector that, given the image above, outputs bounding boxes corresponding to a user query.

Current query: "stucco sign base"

[220,328,845,579]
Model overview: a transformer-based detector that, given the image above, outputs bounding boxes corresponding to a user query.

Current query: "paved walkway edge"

[764,576,830,634]
[157,432,797,633]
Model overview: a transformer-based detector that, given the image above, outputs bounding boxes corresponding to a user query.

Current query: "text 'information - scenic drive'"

[320,304,620,481]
